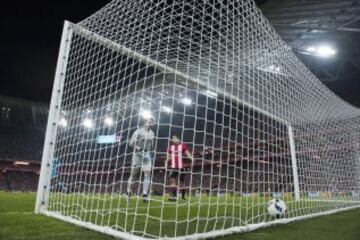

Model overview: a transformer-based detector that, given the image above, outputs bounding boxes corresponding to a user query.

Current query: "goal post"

[35,21,73,213]
[36,0,360,239]
[287,124,300,201]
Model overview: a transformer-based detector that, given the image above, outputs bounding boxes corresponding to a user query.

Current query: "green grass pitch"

[1,191,360,240]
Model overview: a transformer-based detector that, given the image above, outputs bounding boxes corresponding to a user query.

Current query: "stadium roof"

[261,0,360,106]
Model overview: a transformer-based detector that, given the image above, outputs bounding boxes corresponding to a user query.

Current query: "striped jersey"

[167,143,188,169]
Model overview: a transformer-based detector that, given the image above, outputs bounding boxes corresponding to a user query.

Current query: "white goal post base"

[43,204,360,240]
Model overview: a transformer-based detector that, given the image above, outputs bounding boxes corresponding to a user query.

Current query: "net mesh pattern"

[40,0,360,239]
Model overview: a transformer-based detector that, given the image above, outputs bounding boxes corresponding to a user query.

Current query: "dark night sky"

[0,0,111,103]
[2,0,358,107]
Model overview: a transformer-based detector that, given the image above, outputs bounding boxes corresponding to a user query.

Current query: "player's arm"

[185,150,194,166]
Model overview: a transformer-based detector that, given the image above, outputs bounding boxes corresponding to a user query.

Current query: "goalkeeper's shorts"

[132,151,152,172]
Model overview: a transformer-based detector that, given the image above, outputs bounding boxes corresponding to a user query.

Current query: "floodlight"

[104,117,114,126]
[140,109,153,119]
[317,46,336,57]
[83,118,93,128]
[161,106,172,113]
[306,45,336,57]
[181,98,192,105]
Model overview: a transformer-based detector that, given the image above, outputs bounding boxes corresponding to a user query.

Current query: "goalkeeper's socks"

[181,190,186,200]
[143,194,150,203]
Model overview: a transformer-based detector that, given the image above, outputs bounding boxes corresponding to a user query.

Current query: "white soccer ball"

[267,198,287,218]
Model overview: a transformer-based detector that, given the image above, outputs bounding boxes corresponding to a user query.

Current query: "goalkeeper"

[126,118,154,202]
[165,135,194,201]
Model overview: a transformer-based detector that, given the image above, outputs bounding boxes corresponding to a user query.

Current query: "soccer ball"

[267,198,287,218]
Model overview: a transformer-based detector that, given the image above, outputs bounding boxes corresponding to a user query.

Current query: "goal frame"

[35,21,360,240]
[35,21,73,214]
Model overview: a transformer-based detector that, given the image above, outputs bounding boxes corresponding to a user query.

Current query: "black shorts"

[168,169,185,182]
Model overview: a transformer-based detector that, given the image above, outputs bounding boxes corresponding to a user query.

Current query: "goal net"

[36,0,360,239]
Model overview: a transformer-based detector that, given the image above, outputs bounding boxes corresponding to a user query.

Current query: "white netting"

[36,0,360,239]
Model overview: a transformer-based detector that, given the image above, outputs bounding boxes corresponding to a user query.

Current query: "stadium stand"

[0,95,47,191]
[0,94,294,196]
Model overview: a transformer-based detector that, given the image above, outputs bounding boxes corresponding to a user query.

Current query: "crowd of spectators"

[0,95,295,194]
[0,128,43,191]
[0,127,44,160]
[0,95,47,191]
[1,170,39,191]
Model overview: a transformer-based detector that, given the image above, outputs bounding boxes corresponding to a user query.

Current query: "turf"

[0,191,360,240]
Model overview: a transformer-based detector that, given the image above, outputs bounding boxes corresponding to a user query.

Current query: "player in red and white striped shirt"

[165,135,194,201]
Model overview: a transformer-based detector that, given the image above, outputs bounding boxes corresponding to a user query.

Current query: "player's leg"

[127,167,141,197]
[127,153,141,197]
[142,170,151,202]
[141,152,152,202]
[168,171,178,201]
[179,170,186,200]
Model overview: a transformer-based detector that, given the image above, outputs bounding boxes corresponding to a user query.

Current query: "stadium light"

[104,116,114,126]
[59,118,68,127]
[83,118,93,128]
[268,65,281,72]
[140,109,153,120]
[306,46,317,52]
[13,161,30,166]
[161,106,172,113]
[306,45,336,58]
[317,46,336,57]
[181,98,192,105]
